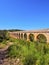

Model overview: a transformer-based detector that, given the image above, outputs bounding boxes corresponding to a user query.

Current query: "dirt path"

[0,42,13,65]
[0,42,21,65]
[0,47,8,65]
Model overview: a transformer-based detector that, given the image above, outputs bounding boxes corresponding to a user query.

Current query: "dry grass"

[0,43,6,49]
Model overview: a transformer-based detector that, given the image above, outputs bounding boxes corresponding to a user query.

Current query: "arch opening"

[21,33,23,39]
[19,33,20,39]
[37,34,47,43]
[24,33,27,40]
[29,33,34,42]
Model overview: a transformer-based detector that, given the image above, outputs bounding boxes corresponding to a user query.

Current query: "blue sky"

[0,0,49,30]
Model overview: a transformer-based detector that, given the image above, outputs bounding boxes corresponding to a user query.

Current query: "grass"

[0,43,6,49]
[0,40,8,49]
[7,38,49,65]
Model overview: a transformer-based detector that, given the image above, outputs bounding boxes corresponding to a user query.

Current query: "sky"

[0,0,49,30]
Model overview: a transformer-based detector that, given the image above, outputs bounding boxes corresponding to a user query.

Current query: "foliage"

[8,29,23,32]
[0,43,6,49]
[37,34,47,43]
[8,39,49,65]
[8,44,22,58]
[23,54,36,65]
[0,30,9,42]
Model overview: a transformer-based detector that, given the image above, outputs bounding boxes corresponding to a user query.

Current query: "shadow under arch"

[21,33,23,39]
[19,33,20,39]
[29,33,34,42]
[24,33,27,40]
[37,34,47,43]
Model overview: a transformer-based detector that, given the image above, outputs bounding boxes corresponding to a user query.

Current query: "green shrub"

[8,44,22,58]
[7,39,49,65]
[23,54,37,65]
[0,30,9,42]
[8,45,17,58]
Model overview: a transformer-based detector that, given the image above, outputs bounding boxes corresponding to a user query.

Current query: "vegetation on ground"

[0,30,49,65]
[7,39,49,65]
[0,30,9,42]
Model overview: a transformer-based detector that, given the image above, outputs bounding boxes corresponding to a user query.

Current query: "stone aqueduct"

[9,29,49,43]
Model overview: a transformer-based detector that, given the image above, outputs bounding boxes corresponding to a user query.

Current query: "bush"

[8,44,22,58]
[0,30,9,42]
[37,34,47,43]
[23,54,37,65]
[8,45,17,58]
[7,39,49,65]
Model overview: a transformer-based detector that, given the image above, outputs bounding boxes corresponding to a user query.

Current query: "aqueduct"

[9,29,49,43]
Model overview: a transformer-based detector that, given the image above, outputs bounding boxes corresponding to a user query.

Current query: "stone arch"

[29,33,34,42]
[21,33,23,39]
[16,33,18,36]
[24,33,27,40]
[16,33,19,39]
[19,33,20,39]
[36,34,47,43]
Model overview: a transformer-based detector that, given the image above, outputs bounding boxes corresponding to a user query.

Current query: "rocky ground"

[0,45,8,65]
